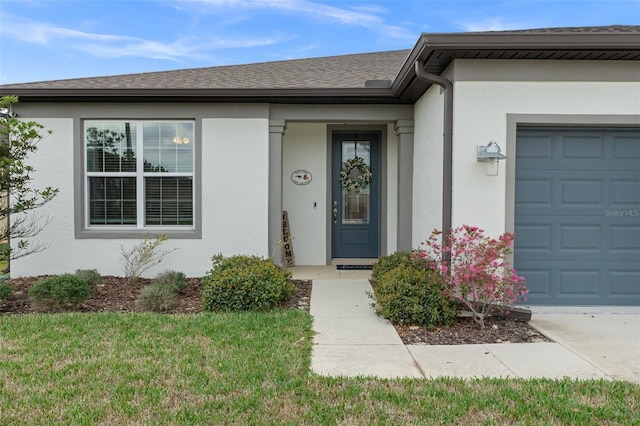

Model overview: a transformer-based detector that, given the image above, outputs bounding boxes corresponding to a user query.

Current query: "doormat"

[336,265,373,270]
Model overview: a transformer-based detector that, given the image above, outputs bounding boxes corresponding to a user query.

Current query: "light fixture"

[172,123,190,144]
[0,106,17,118]
[477,141,506,161]
[172,136,190,144]
[477,141,506,176]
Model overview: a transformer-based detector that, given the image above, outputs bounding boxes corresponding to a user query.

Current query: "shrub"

[120,235,177,283]
[202,254,295,312]
[419,225,528,328]
[153,270,187,293]
[370,266,458,327]
[371,250,430,285]
[28,274,91,310]
[135,283,177,312]
[0,281,12,301]
[75,269,102,288]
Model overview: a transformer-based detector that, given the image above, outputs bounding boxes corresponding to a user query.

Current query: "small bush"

[120,235,177,283]
[0,282,12,301]
[371,250,430,286]
[28,274,91,310]
[202,254,295,312]
[135,283,177,312]
[153,270,187,293]
[75,269,102,288]
[370,266,458,327]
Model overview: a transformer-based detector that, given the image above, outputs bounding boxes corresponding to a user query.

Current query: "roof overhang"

[2,87,399,104]
[394,31,640,103]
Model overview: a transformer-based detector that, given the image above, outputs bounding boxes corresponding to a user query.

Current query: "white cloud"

[180,0,415,40]
[0,13,284,61]
[458,17,530,32]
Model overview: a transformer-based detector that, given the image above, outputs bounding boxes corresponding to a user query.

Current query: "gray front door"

[515,127,640,305]
[332,132,380,258]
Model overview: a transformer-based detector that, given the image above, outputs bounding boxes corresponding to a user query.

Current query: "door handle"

[333,208,338,223]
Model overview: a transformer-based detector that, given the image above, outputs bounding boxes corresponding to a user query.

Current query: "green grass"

[1,311,639,425]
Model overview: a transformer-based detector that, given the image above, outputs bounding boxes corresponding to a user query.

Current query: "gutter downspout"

[414,61,453,242]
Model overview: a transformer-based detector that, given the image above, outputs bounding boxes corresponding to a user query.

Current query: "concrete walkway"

[300,272,640,382]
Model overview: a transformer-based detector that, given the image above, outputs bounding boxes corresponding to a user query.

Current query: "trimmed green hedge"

[201,254,294,312]
[370,254,457,327]
[371,250,430,286]
[28,274,91,311]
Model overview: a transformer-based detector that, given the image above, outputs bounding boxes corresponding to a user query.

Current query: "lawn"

[1,311,638,425]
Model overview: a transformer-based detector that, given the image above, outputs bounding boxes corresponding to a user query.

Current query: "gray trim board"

[270,104,413,122]
[268,119,286,265]
[394,119,414,251]
[74,117,203,239]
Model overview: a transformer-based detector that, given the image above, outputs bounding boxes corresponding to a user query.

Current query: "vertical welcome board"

[281,211,295,267]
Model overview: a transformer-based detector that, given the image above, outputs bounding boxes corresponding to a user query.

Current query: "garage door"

[515,127,640,305]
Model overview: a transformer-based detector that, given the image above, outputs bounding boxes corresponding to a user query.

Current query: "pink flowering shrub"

[417,225,528,328]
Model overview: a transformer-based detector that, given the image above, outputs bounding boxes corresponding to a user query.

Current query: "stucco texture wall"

[282,123,328,265]
[11,117,270,278]
[413,59,640,241]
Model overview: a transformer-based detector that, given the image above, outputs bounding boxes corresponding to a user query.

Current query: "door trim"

[326,124,388,263]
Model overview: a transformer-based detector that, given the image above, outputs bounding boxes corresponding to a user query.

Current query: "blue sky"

[1,0,638,84]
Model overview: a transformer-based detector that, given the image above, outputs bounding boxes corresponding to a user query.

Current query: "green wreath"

[339,156,372,194]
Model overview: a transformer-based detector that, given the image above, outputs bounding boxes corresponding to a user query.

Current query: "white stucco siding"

[413,59,640,241]
[413,85,445,246]
[282,123,327,265]
[11,117,270,278]
[203,118,270,258]
[10,118,78,277]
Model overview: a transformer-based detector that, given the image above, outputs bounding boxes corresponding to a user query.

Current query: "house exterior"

[1,26,639,305]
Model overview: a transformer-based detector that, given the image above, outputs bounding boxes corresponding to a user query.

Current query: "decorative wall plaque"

[291,169,312,185]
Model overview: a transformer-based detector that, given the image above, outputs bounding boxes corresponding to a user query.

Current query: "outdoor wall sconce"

[0,106,17,118]
[477,141,506,176]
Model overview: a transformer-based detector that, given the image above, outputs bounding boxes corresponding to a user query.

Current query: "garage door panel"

[613,135,640,159]
[610,225,640,252]
[562,135,603,159]
[561,179,603,206]
[515,266,552,300]
[558,270,601,296]
[513,178,553,207]
[516,135,553,159]
[514,224,552,252]
[559,225,602,253]
[515,127,640,305]
[610,179,640,206]
[610,271,640,296]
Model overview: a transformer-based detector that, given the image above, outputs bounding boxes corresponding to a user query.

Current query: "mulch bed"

[1,276,550,345]
[395,316,552,345]
[0,276,312,315]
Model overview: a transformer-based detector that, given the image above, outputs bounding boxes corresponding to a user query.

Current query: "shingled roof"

[1,25,638,104]
[2,50,410,90]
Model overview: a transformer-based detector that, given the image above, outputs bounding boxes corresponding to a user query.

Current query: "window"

[85,120,194,228]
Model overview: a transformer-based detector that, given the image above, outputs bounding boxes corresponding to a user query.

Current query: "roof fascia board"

[418,32,640,48]
[1,87,396,100]
[390,31,640,97]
